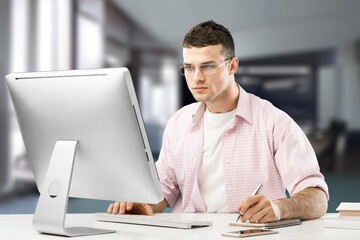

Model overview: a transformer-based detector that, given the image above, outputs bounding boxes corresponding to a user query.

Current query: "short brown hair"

[183,20,235,59]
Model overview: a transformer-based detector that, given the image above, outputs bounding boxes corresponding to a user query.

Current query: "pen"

[236,183,263,222]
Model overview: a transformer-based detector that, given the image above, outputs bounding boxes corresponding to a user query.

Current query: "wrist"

[270,201,281,220]
[274,198,298,220]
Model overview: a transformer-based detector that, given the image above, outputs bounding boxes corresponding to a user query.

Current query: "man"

[108,20,329,223]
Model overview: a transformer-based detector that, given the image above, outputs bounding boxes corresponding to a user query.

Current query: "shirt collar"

[191,84,253,125]
[192,102,206,124]
[235,85,253,124]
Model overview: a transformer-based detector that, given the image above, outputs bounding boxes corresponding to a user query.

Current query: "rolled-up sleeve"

[273,117,329,200]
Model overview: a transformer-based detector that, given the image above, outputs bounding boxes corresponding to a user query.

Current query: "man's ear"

[229,57,239,74]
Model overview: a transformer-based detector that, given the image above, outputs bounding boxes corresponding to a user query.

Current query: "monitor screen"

[5,68,164,236]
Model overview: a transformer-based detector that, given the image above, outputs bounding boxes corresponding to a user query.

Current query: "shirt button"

[228,187,233,191]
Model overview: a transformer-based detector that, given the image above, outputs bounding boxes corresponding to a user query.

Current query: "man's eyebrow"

[183,60,216,65]
[200,61,216,65]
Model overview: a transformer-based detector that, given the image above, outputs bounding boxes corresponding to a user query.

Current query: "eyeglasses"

[179,59,230,76]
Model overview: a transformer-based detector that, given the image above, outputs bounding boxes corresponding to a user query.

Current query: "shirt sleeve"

[155,119,180,207]
[273,115,329,200]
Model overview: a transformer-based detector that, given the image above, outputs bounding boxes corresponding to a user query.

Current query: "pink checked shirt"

[156,87,329,213]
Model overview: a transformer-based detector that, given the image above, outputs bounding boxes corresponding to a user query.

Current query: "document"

[229,218,302,229]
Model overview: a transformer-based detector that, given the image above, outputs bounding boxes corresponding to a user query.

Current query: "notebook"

[229,218,302,229]
[95,213,213,229]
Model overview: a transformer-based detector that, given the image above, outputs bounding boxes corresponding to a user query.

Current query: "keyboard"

[95,213,213,229]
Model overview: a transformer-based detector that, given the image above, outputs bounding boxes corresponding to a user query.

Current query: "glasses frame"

[179,59,231,76]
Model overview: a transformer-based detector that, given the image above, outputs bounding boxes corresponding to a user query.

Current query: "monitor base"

[32,140,115,237]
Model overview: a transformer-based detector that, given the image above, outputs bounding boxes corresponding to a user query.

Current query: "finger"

[257,203,281,223]
[107,203,114,213]
[129,203,151,215]
[236,201,244,213]
[119,201,127,214]
[142,204,154,216]
[257,213,272,223]
[256,206,276,223]
[240,195,261,216]
[241,208,257,222]
[249,206,267,223]
[240,195,264,222]
[126,202,133,211]
[112,201,121,214]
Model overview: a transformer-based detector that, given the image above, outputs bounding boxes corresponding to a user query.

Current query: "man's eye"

[201,65,216,71]
[184,66,194,71]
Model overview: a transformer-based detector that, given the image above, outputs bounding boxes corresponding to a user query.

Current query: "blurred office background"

[0,0,359,213]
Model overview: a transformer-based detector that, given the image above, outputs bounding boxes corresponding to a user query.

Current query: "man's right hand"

[107,201,154,215]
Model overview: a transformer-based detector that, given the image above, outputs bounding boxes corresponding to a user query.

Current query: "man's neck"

[206,82,240,113]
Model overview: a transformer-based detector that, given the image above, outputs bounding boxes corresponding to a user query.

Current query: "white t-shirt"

[198,108,237,212]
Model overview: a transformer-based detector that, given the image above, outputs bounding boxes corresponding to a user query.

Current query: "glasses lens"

[202,66,216,75]
[179,66,185,76]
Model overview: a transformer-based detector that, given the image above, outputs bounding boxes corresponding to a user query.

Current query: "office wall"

[337,44,360,130]
[318,67,337,129]
[233,8,360,59]
[0,0,10,193]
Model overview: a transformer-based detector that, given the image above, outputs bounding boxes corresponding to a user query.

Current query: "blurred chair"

[307,120,347,172]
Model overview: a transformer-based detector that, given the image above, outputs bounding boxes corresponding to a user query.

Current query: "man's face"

[182,44,232,105]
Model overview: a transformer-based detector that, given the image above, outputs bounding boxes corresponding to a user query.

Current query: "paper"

[229,218,302,229]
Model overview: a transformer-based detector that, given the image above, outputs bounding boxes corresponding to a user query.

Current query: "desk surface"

[0,213,359,240]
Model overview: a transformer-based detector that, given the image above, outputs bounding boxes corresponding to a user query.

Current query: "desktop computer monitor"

[5,68,164,237]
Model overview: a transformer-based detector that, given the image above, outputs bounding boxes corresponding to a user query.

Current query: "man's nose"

[192,68,205,82]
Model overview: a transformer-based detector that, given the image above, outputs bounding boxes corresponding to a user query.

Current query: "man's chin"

[193,95,208,103]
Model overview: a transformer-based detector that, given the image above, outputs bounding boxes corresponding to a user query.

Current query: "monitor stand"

[32,140,115,237]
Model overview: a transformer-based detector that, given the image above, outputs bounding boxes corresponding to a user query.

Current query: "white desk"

[0,213,359,240]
